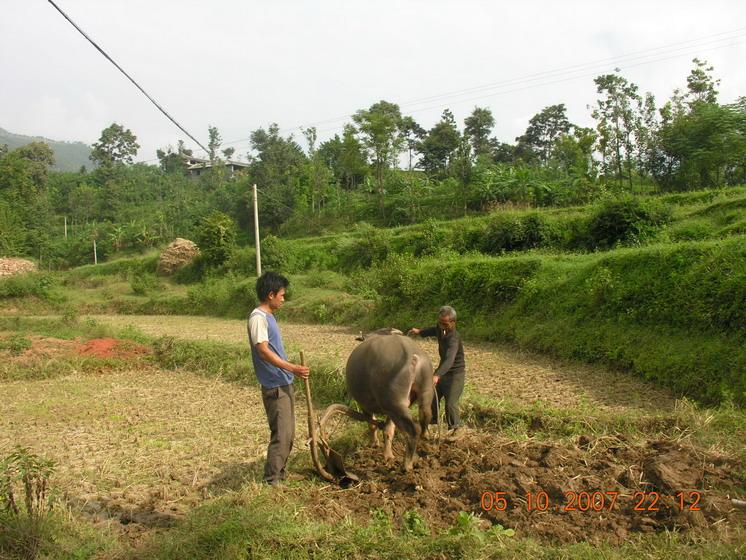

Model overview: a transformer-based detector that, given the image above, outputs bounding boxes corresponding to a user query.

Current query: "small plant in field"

[0,335,32,356]
[129,269,157,295]
[402,509,429,536]
[0,447,56,559]
[61,305,79,325]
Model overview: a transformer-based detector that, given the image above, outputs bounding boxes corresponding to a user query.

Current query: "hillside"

[0,126,93,171]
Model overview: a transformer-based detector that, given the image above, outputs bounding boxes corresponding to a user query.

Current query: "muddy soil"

[305,431,745,544]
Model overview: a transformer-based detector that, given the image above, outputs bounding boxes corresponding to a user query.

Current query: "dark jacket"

[419,326,465,378]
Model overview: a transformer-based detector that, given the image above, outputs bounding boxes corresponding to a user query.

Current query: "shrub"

[334,223,391,271]
[0,447,56,559]
[195,211,238,267]
[586,197,671,249]
[0,273,57,300]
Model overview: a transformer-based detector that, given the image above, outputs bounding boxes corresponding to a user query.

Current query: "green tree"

[418,109,460,178]
[464,106,496,158]
[196,210,237,266]
[353,100,405,213]
[90,123,140,168]
[15,142,55,186]
[248,124,306,228]
[657,100,746,190]
[302,127,333,215]
[686,58,720,107]
[338,124,368,189]
[592,74,641,189]
[400,116,426,171]
[516,104,571,165]
[208,125,222,162]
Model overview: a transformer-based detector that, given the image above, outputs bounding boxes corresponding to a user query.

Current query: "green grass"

[128,488,745,560]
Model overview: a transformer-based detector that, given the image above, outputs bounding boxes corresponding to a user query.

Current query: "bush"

[334,223,391,271]
[0,273,57,300]
[195,211,238,267]
[586,197,671,249]
[0,447,55,559]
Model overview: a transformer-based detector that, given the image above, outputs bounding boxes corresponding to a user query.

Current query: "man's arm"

[255,342,310,379]
[408,326,438,338]
[434,335,459,378]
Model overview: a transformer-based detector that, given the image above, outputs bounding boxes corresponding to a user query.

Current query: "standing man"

[248,271,310,485]
[408,305,465,434]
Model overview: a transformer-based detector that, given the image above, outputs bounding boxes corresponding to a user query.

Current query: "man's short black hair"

[256,271,289,302]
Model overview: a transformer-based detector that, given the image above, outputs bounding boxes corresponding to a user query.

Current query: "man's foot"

[445,426,465,440]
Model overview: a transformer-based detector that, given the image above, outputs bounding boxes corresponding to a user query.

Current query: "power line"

[205,28,746,157]
[47,0,208,154]
[145,25,745,163]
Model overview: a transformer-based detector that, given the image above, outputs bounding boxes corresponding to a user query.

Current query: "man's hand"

[292,364,310,379]
[408,327,421,336]
[433,375,440,386]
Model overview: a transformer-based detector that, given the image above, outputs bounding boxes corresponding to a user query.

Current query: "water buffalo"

[345,332,434,471]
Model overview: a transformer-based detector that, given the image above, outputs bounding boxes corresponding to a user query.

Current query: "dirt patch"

[75,337,150,360]
[305,431,745,544]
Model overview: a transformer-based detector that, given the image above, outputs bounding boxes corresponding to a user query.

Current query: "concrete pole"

[253,184,261,277]
[64,216,68,239]
[93,239,98,265]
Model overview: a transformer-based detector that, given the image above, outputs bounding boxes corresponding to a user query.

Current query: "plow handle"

[301,351,336,482]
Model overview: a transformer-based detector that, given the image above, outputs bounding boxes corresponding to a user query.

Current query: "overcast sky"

[2,0,745,164]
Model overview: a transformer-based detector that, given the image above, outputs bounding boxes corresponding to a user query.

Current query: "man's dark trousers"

[261,383,295,484]
[431,371,465,428]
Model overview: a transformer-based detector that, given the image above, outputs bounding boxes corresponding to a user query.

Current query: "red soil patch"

[75,338,149,359]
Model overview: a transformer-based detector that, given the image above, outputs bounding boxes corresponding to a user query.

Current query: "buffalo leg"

[387,405,421,472]
[382,418,396,461]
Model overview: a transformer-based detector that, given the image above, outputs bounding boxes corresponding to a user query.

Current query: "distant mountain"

[0,126,94,172]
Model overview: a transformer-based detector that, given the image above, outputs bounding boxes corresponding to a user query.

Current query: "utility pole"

[64,216,68,239]
[93,239,98,265]
[253,183,261,277]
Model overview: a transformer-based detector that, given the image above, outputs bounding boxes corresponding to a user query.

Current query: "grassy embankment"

[3,187,744,406]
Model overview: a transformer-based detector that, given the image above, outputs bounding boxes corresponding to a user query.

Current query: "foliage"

[586,196,672,249]
[195,211,238,267]
[0,447,56,559]
[0,273,58,300]
[366,237,745,405]
[89,123,139,169]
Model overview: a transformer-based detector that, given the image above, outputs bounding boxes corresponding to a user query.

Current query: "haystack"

[157,238,200,275]
[0,258,37,277]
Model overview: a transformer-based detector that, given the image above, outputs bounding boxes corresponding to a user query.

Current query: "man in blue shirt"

[248,271,310,485]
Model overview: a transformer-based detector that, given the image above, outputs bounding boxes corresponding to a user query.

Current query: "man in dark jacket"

[408,305,465,433]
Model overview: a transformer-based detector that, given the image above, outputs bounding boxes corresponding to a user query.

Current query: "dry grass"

[0,367,309,544]
[90,314,674,413]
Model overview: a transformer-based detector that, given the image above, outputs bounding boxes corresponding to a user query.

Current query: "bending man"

[408,305,465,433]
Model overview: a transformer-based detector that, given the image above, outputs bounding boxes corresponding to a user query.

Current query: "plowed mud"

[305,431,745,543]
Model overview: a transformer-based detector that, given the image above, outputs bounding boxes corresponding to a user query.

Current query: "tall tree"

[338,124,368,189]
[418,109,460,178]
[248,123,307,227]
[686,58,720,107]
[302,127,333,215]
[515,104,571,165]
[352,100,405,213]
[90,123,139,168]
[464,107,496,158]
[208,125,222,163]
[400,116,426,171]
[592,74,641,189]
